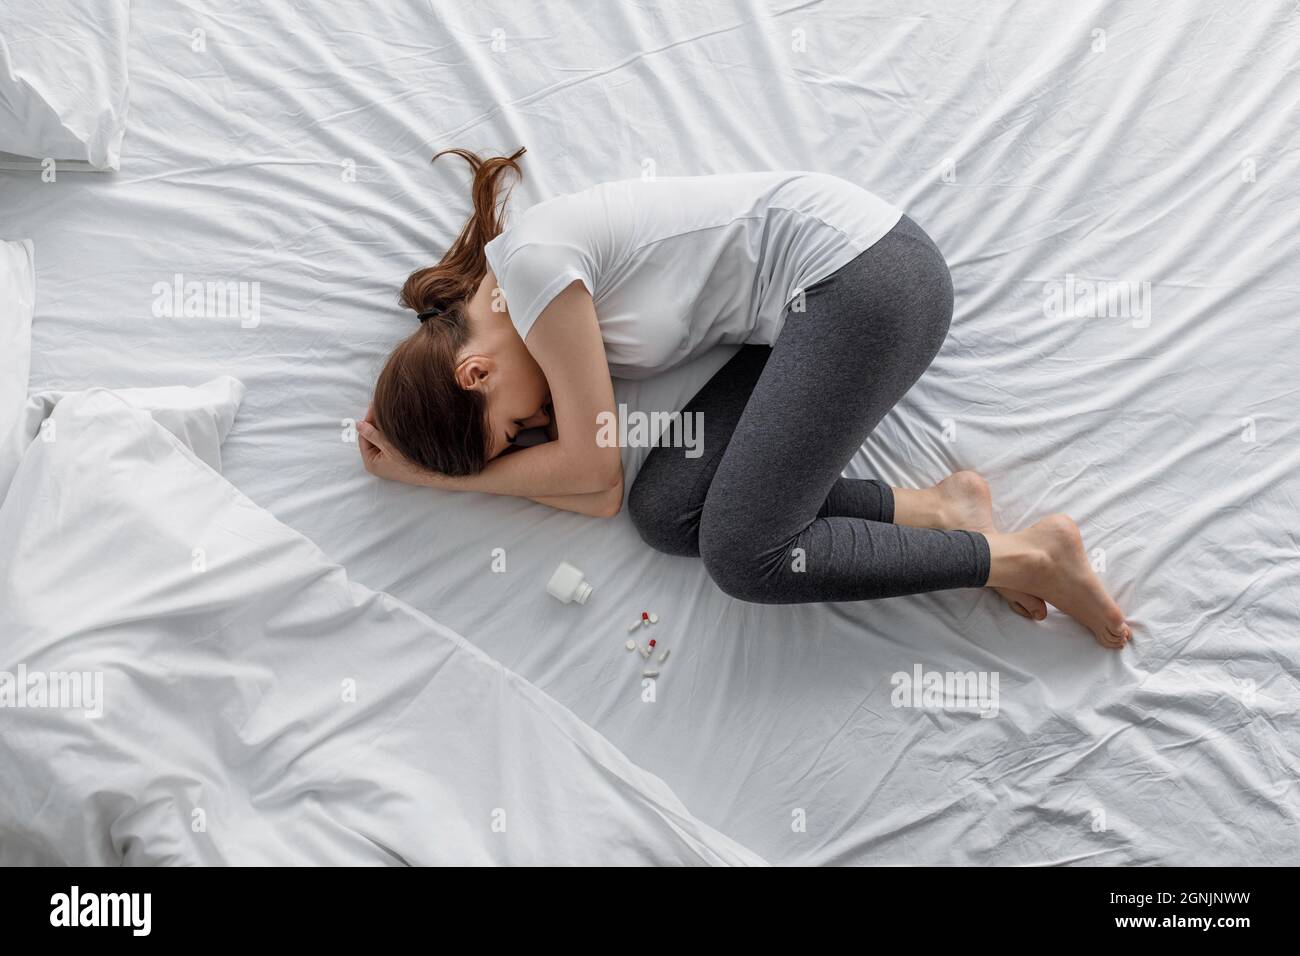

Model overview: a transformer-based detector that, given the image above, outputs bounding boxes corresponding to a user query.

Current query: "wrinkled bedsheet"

[2,0,1297,864]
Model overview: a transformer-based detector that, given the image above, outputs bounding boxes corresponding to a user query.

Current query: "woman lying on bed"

[359,147,1130,649]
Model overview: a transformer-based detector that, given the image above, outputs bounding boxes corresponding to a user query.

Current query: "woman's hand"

[357,408,444,488]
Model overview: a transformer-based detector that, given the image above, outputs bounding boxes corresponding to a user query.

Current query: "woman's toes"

[1103,606,1129,644]
[1096,626,1128,649]
[1008,591,1046,619]
[1018,592,1048,619]
[992,586,1045,620]
[1092,613,1133,650]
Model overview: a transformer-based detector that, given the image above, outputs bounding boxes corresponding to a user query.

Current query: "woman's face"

[480,344,551,460]
[458,273,552,461]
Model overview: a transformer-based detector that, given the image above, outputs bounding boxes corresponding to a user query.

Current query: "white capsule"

[638,643,651,659]
[649,612,659,624]
[642,670,660,678]
[627,619,642,633]
[658,648,670,663]
[625,640,636,651]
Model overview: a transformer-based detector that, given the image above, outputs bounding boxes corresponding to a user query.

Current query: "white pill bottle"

[547,561,593,605]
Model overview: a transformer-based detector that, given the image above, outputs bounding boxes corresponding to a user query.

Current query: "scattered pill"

[627,619,642,633]
[638,643,651,659]
[649,612,659,624]
[658,648,670,663]
[625,640,636,651]
[642,670,660,678]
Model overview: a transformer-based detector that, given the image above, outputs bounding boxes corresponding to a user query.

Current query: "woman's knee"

[877,219,954,362]
[698,503,783,603]
[876,256,954,377]
[909,234,955,360]
[924,256,955,356]
[627,462,700,557]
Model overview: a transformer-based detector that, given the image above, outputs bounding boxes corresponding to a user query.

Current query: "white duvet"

[1,0,1298,865]
[0,390,762,865]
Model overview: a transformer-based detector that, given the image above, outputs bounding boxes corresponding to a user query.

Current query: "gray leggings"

[626,213,991,604]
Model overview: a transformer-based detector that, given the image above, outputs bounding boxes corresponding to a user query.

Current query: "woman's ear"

[454,354,494,392]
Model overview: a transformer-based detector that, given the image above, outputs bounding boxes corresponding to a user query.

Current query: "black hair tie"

[417,307,445,324]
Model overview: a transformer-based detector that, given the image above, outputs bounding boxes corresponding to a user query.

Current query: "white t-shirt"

[483,171,902,380]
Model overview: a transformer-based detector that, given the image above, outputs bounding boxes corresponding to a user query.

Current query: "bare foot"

[986,515,1131,649]
[933,471,1048,621]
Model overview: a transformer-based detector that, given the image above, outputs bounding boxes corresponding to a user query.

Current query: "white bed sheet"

[2,0,1298,864]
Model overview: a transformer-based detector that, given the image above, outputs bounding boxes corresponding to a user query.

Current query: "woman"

[360,147,1130,649]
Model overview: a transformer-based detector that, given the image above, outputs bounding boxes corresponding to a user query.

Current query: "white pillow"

[0,0,131,170]
[0,377,245,502]
[0,238,34,469]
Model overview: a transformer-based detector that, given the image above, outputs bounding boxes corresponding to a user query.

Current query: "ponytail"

[372,146,527,477]
[400,146,526,317]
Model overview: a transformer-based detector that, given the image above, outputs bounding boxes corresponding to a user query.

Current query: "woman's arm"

[359,420,622,516]
[528,481,623,518]
[358,280,624,501]
[436,280,621,497]
[518,421,624,515]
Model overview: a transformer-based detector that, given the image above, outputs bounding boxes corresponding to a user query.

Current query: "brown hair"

[371,147,526,476]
